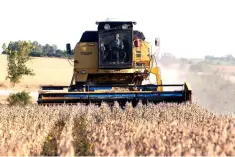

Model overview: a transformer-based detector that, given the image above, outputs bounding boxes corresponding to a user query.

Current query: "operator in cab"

[109,33,125,63]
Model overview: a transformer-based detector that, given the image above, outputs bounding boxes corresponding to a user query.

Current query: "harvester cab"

[37,20,192,106]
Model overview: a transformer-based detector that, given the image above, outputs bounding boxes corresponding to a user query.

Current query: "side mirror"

[155,38,160,46]
[66,43,71,54]
[155,38,157,46]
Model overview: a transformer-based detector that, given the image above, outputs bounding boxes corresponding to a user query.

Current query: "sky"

[0,0,235,58]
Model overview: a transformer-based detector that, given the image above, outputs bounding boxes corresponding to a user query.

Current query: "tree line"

[204,54,235,65]
[2,40,74,58]
[205,54,235,62]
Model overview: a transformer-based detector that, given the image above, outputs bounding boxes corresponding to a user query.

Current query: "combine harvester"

[37,20,192,106]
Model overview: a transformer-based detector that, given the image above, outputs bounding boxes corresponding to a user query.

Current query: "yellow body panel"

[150,67,163,91]
[74,42,98,69]
[75,73,88,82]
[133,39,151,66]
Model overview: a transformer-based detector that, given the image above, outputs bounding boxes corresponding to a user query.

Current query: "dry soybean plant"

[0,102,235,156]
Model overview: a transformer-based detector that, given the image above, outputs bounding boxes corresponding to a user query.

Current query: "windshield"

[98,30,132,68]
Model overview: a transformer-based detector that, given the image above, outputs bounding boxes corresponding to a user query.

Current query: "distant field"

[0,55,73,91]
[211,64,235,73]
[1,53,235,90]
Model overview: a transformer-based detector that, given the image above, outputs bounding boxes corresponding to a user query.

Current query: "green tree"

[3,40,35,86]
[1,43,7,54]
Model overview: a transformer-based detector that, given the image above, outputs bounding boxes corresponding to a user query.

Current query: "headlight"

[122,24,128,29]
[104,24,110,30]
[81,70,86,74]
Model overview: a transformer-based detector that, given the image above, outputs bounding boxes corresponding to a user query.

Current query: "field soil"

[0,55,73,103]
[0,55,73,90]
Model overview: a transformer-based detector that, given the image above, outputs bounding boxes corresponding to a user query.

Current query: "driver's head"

[116,34,119,40]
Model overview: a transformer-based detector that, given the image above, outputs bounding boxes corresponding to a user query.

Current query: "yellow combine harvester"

[37,20,192,106]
